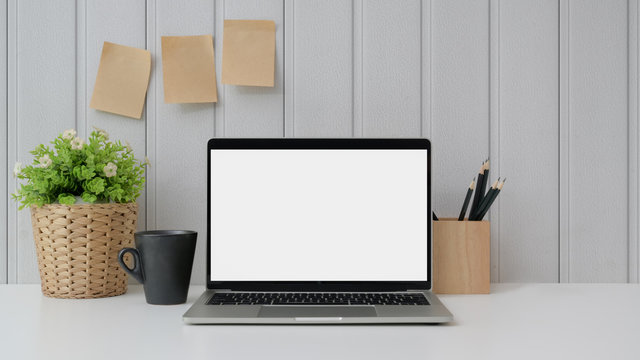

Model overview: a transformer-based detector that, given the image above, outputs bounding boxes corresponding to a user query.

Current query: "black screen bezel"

[207,138,432,291]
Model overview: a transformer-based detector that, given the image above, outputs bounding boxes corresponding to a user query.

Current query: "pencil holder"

[433,219,490,294]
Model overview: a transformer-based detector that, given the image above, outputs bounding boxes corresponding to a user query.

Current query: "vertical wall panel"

[288,0,353,137]
[86,0,147,232]
[219,0,283,137]
[0,0,7,283]
[152,0,215,285]
[421,0,431,139]
[559,0,570,282]
[352,0,363,137]
[629,0,639,283]
[496,0,559,282]
[7,0,77,283]
[430,0,490,268]
[145,0,158,231]
[568,0,628,282]
[362,0,421,136]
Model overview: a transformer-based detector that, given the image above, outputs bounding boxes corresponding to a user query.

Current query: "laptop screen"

[209,145,429,283]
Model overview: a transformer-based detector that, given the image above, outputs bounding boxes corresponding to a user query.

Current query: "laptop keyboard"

[207,292,430,306]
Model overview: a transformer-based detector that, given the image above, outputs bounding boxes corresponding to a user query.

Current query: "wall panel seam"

[214,0,225,137]
[7,0,16,283]
[215,0,218,138]
[489,0,501,282]
[419,0,423,137]
[351,0,355,137]
[284,0,287,137]
[289,0,293,137]
[144,0,148,229]
[3,0,7,284]
[283,0,293,137]
[428,0,432,137]
[352,0,363,137]
[145,0,157,230]
[223,0,227,137]
[421,0,431,139]
[75,0,86,141]
[559,0,570,282]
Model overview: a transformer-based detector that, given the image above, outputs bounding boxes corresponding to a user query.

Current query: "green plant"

[12,128,148,209]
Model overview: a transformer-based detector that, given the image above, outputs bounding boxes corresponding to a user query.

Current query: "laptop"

[183,138,453,324]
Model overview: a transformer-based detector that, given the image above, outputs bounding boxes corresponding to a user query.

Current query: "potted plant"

[12,127,148,298]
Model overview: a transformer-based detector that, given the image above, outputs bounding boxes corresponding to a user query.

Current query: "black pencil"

[472,177,499,220]
[474,178,505,221]
[458,177,476,221]
[479,159,490,200]
[469,161,487,217]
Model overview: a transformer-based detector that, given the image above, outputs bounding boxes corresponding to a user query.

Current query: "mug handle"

[118,248,145,284]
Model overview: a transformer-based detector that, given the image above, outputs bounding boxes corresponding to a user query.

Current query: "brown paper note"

[161,35,218,103]
[222,20,276,87]
[90,42,151,119]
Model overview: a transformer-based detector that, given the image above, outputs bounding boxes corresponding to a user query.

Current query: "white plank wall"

[2,0,639,284]
[566,0,630,282]
[221,0,284,138]
[149,0,215,285]
[7,0,77,283]
[0,0,6,284]
[430,0,490,274]
[630,0,640,283]
[362,0,422,137]
[494,0,559,282]
[287,0,353,137]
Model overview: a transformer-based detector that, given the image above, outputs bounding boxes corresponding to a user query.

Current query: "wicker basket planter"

[30,202,138,299]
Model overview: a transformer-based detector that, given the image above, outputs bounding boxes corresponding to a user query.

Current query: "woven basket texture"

[30,203,138,299]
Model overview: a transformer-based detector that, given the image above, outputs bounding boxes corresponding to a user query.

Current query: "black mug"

[118,230,197,305]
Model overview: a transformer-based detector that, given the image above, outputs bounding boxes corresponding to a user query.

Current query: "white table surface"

[1,284,639,360]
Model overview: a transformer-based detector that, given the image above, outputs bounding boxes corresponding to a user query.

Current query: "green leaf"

[81,192,97,203]
[57,193,76,205]
[72,165,95,180]
[85,177,106,194]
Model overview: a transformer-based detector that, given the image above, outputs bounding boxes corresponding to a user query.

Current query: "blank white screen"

[210,149,428,281]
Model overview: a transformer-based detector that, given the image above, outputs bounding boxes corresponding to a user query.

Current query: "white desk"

[1,284,639,360]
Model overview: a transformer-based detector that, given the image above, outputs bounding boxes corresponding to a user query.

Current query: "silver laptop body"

[183,138,453,324]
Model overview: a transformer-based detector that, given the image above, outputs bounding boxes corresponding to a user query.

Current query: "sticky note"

[161,35,218,103]
[222,20,276,87]
[90,42,151,119]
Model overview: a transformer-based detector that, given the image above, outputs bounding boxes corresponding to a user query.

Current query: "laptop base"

[183,290,453,324]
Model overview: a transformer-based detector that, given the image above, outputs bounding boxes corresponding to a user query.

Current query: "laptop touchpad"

[258,306,377,318]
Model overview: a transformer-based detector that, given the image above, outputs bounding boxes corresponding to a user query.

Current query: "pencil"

[474,178,506,221]
[479,159,490,199]
[458,177,476,221]
[469,161,487,218]
[471,177,499,220]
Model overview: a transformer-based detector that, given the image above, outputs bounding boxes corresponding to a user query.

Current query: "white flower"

[38,155,52,168]
[71,137,85,150]
[62,129,76,140]
[144,156,151,167]
[13,162,23,177]
[104,162,117,177]
[93,126,109,140]
[124,140,133,152]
